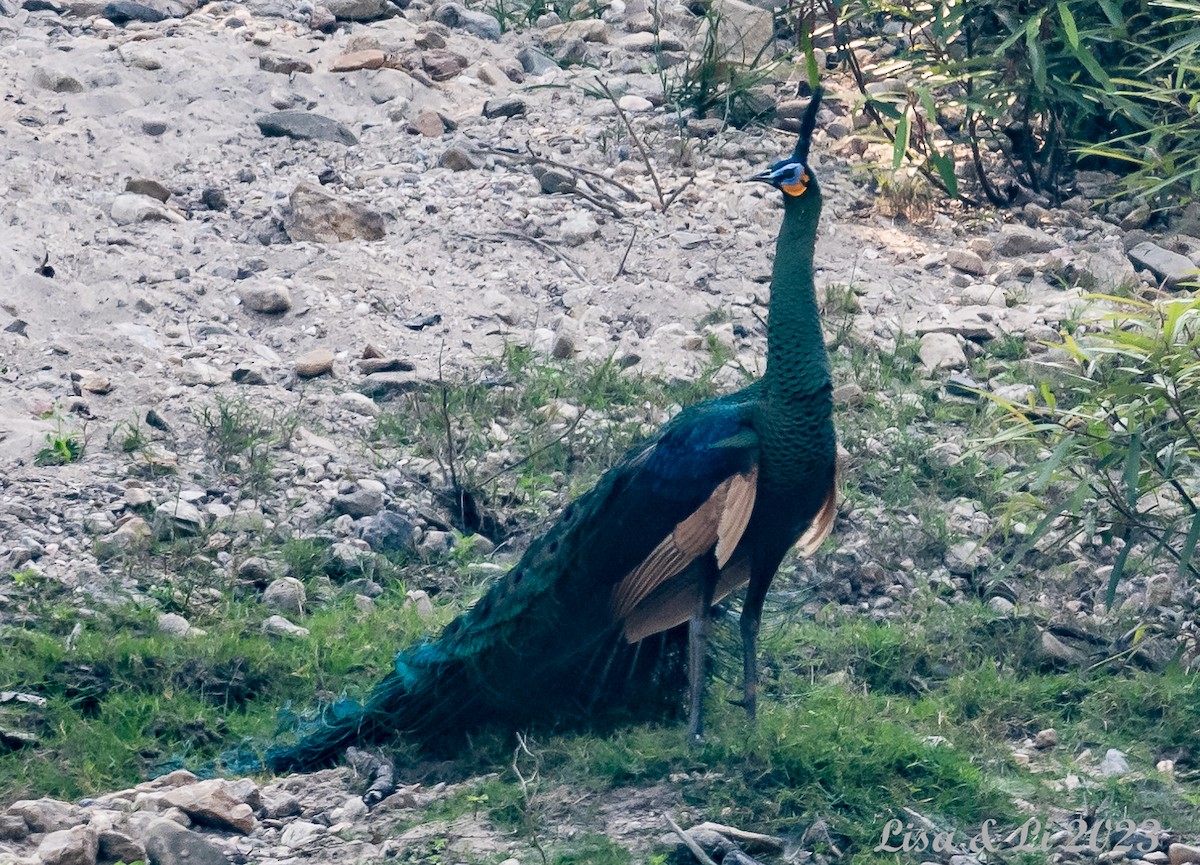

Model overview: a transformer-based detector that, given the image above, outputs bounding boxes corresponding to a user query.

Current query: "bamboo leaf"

[1096,0,1126,31]
[1039,382,1057,410]
[1106,538,1133,609]
[1123,429,1142,506]
[1026,14,1048,91]
[871,99,902,121]
[800,25,819,91]
[1179,511,1200,577]
[1072,44,1114,89]
[1033,437,1074,492]
[929,151,959,197]
[1057,2,1079,48]
[1059,332,1088,362]
[893,112,910,170]
[916,86,938,124]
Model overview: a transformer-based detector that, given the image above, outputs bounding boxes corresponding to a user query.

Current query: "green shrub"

[987,291,1200,604]
[835,0,1200,210]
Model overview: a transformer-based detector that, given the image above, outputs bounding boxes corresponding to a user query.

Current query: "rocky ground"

[3,0,1200,860]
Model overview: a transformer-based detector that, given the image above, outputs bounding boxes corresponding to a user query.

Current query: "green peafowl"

[266,88,837,773]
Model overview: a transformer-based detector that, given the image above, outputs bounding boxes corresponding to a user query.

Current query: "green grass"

[551,835,631,864]
[5,337,1200,863]
[5,551,1200,858]
[0,580,441,799]
[195,395,297,500]
[375,599,1200,860]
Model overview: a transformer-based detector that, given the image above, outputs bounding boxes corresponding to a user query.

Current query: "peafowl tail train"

[265,669,410,774]
[264,502,692,773]
[266,628,688,772]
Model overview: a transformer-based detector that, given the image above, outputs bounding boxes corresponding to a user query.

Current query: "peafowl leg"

[688,557,720,743]
[739,570,771,720]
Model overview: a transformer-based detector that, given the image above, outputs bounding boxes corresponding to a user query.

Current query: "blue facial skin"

[748,159,811,193]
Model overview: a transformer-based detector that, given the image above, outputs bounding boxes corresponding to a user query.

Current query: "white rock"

[158,613,199,638]
[338,392,380,416]
[1128,241,1197,288]
[617,94,653,113]
[918,332,967,371]
[560,212,599,246]
[1099,748,1130,777]
[178,361,227,387]
[160,779,258,833]
[280,820,325,847]
[238,283,292,314]
[987,596,1014,615]
[262,577,306,616]
[110,194,184,226]
[262,615,310,638]
[7,799,79,833]
[332,796,369,822]
[405,589,435,618]
[37,825,98,865]
[482,289,517,324]
[153,500,206,539]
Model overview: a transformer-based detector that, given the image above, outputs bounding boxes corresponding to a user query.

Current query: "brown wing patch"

[611,468,758,625]
[794,466,838,556]
[622,555,750,643]
[716,466,757,566]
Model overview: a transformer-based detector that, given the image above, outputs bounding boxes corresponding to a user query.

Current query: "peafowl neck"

[764,184,830,403]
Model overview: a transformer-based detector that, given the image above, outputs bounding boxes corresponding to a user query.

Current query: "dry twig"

[664,173,699,210]
[616,225,638,278]
[595,78,666,210]
[495,230,590,282]
[482,144,642,202]
[569,184,626,218]
[512,734,549,865]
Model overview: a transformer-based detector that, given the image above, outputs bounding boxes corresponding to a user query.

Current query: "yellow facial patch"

[780,172,810,197]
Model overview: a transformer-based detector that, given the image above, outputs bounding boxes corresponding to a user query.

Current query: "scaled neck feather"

[764,182,830,400]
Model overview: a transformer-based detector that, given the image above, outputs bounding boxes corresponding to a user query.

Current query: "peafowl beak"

[747,168,776,185]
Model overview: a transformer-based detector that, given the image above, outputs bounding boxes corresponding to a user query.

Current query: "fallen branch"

[569,184,626,219]
[665,815,720,865]
[663,173,698,210]
[665,817,773,865]
[693,822,785,854]
[478,408,586,487]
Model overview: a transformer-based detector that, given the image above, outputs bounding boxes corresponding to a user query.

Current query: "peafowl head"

[749,87,823,209]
